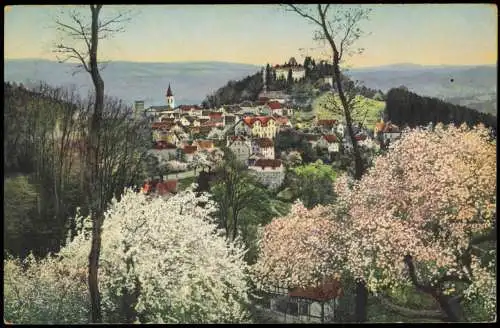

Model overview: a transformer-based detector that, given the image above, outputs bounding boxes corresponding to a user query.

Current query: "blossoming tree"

[340,124,496,322]
[254,124,496,322]
[252,201,348,289]
[5,188,252,324]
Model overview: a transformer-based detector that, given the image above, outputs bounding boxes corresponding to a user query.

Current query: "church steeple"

[166,83,175,109]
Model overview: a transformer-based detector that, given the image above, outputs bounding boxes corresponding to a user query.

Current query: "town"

[138,57,401,195]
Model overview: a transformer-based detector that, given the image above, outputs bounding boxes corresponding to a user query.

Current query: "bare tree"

[285,4,372,323]
[53,5,133,322]
[285,4,371,180]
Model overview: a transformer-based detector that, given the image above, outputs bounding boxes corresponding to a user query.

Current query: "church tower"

[166,84,175,109]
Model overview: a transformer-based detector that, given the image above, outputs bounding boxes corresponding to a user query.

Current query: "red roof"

[152,122,174,130]
[242,116,275,128]
[183,145,197,154]
[253,159,282,169]
[154,142,177,150]
[231,135,247,142]
[209,112,223,119]
[323,135,338,143]
[354,135,367,141]
[317,119,338,127]
[288,278,343,302]
[266,101,282,110]
[179,105,193,111]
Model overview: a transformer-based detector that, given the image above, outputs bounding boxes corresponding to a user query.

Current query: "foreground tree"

[253,201,347,289]
[54,5,133,322]
[4,188,252,324]
[285,4,371,180]
[253,124,496,322]
[336,124,496,322]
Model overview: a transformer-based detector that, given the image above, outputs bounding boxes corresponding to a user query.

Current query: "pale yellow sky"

[4,4,498,67]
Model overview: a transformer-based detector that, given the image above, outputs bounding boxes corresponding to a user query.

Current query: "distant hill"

[6,59,496,115]
[385,87,497,133]
[346,64,497,115]
[4,59,261,107]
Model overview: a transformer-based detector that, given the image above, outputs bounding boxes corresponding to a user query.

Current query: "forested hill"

[202,57,383,108]
[202,72,264,108]
[385,87,497,133]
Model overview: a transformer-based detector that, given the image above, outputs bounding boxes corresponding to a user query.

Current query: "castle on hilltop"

[271,57,306,81]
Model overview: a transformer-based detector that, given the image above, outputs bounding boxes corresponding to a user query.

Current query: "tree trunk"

[87,4,105,323]
[354,279,368,322]
[436,295,465,322]
[332,63,364,180]
[88,216,103,322]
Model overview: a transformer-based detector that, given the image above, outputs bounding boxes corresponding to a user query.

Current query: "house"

[194,140,215,152]
[252,137,275,159]
[206,116,225,128]
[234,116,278,139]
[316,119,338,133]
[227,135,252,164]
[178,105,201,114]
[374,120,402,144]
[263,101,283,116]
[149,142,177,161]
[208,112,223,120]
[248,159,285,190]
[281,106,294,117]
[182,145,198,162]
[275,116,292,129]
[316,134,340,153]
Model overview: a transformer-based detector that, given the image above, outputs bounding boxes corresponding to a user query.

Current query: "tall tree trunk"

[87,4,105,323]
[332,63,364,180]
[436,295,465,322]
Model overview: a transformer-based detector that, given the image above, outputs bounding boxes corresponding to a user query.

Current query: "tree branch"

[54,45,90,73]
[286,4,322,26]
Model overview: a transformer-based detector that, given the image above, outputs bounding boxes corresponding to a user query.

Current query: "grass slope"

[313,93,385,129]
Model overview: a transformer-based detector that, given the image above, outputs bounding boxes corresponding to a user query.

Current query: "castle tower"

[166,84,175,109]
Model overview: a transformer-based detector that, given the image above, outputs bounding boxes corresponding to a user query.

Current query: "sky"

[4,4,498,68]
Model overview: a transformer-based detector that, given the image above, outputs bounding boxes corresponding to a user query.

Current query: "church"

[137,83,177,121]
